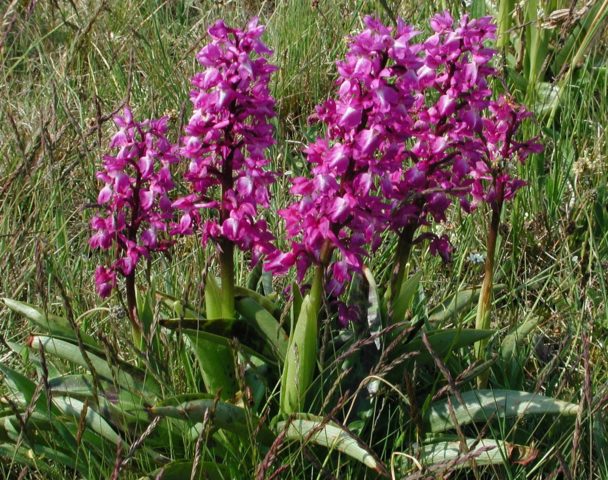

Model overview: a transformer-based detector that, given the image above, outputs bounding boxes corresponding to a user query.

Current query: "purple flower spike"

[267,13,541,324]
[172,18,277,262]
[90,107,177,298]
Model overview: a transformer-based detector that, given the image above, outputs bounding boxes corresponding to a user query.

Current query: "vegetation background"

[0,0,607,478]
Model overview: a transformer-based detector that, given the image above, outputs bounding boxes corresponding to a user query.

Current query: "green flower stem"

[475,194,504,388]
[219,238,235,320]
[125,272,143,348]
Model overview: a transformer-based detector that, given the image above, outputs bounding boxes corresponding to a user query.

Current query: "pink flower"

[268,12,541,313]
[172,18,277,262]
[90,107,177,297]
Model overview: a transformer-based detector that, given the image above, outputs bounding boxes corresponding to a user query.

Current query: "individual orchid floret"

[172,18,277,263]
[90,107,177,334]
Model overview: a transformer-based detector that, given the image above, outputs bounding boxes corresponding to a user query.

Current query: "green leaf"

[3,298,100,348]
[393,329,495,366]
[235,297,288,361]
[52,396,124,446]
[0,362,55,415]
[28,336,160,397]
[48,374,97,398]
[290,281,303,334]
[501,317,540,362]
[428,288,479,324]
[235,286,280,317]
[137,288,155,338]
[276,416,387,475]
[205,274,223,320]
[182,330,239,400]
[426,390,579,433]
[362,267,382,349]
[280,270,322,415]
[149,399,273,444]
[418,438,530,468]
[392,271,422,324]
[150,460,229,480]
[0,443,57,476]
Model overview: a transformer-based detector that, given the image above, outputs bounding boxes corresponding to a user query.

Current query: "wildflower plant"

[268,12,541,412]
[62,10,554,472]
[90,107,177,340]
[172,18,277,319]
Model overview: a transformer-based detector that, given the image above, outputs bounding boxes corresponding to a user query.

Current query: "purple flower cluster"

[266,12,540,294]
[90,108,178,297]
[172,18,277,261]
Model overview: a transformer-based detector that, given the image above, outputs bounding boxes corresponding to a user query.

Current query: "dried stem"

[474,184,504,388]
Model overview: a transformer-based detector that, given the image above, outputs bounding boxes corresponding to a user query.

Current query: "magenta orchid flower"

[90,107,177,331]
[267,13,541,327]
[171,18,277,318]
[172,18,277,259]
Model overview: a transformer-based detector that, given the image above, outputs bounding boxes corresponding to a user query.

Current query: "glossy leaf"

[501,316,539,362]
[28,336,160,397]
[363,267,382,349]
[182,330,239,400]
[276,416,387,475]
[280,270,322,415]
[391,271,422,324]
[3,298,100,348]
[149,398,273,444]
[427,389,579,433]
[235,297,288,361]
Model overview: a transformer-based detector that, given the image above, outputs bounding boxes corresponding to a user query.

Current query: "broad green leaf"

[290,281,303,334]
[235,297,288,361]
[53,396,125,446]
[417,438,537,468]
[156,291,203,320]
[137,288,155,339]
[150,460,229,480]
[501,317,540,361]
[427,390,579,433]
[48,374,97,398]
[393,329,495,366]
[362,267,382,349]
[280,271,322,415]
[205,274,223,320]
[28,336,160,397]
[159,316,234,337]
[149,399,273,444]
[428,288,479,324]
[392,271,422,324]
[235,286,280,317]
[0,363,56,415]
[0,443,56,476]
[3,298,100,348]
[496,0,515,48]
[276,417,387,475]
[182,330,239,400]
[246,260,263,291]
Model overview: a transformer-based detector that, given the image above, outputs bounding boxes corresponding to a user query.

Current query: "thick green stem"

[310,264,324,313]
[474,197,503,388]
[219,239,235,320]
[125,272,142,348]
